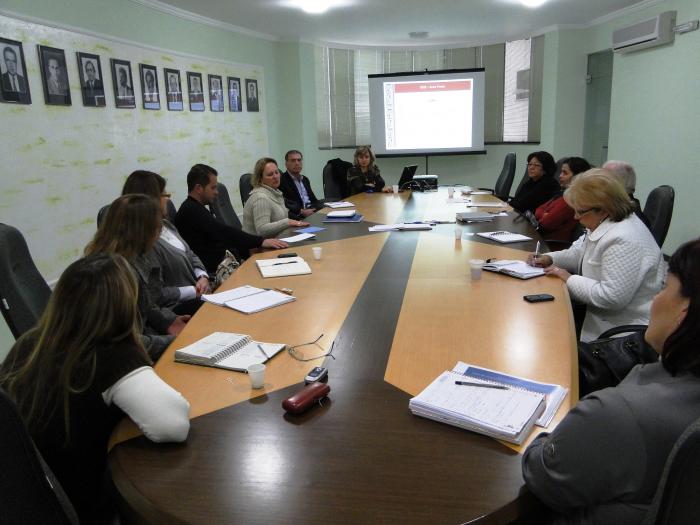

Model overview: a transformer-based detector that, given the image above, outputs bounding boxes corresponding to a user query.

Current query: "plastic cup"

[392,184,399,194]
[454,226,463,239]
[447,187,455,198]
[312,246,322,260]
[469,259,485,280]
[247,363,266,389]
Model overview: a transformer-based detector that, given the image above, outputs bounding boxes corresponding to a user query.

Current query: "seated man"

[602,160,651,228]
[174,164,287,274]
[279,150,324,219]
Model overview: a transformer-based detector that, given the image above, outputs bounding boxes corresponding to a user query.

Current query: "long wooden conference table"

[109,188,578,524]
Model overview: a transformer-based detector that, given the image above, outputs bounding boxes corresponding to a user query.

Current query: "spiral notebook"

[174,332,286,372]
[477,231,532,243]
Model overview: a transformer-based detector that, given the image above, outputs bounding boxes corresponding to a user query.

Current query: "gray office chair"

[643,185,674,248]
[0,387,79,524]
[0,224,51,339]
[239,173,253,206]
[480,153,516,201]
[210,182,242,229]
[642,416,700,525]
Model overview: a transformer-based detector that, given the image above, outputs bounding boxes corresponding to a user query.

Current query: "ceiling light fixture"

[520,0,547,8]
[409,31,429,39]
[286,0,348,15]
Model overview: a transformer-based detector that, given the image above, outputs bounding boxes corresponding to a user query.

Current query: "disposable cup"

[247,363,266,389]
[447,187,455,198]
[312,246,322,260]
[469,259,485,280]
[392,184,399,194]
[454,226,463,239]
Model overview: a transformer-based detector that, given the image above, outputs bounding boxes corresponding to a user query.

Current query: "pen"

[534,241,540,260]
[271,261,296,266]
[454,381,509,390]
[257,343,269,359]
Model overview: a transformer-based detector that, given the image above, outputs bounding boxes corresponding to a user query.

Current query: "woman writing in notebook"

[347,145,390,195]
[526,169,664,342]
[242,157,309,238]
[523,238,700,524]
[0,253,190,523]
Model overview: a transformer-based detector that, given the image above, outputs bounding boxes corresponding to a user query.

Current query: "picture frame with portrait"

[38,45,71,106]
[187,71,205,111]
[208,74,224,112]
[245,78,259,112]
[76,52,105,107]
[0,37,31,104]
[139,63,160,110]
[110,58,135,109]
[227,76,242,112]
[164,68,183,111]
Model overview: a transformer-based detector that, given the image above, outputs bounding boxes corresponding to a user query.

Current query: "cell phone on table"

[523,294,555,303]
[277,253,298,258]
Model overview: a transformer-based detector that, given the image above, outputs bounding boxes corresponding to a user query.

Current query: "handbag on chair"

[578,325,659,398]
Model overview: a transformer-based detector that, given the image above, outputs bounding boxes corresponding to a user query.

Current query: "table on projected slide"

[109,189,578,524]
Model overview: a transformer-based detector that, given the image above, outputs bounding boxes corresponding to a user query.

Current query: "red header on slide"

[393,80,472,93]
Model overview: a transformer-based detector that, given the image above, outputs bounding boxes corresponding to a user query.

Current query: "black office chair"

[642,416,700,525]
[165,198,177,222]
[323,158,352,200]
[0,224,52,339]
[0,387,79,524]
[239,173,253,206]
[211,182,243,229]
[480,153,516,201]
[511,166,529,199]
[97,204,110,227]
[643,185,674,248]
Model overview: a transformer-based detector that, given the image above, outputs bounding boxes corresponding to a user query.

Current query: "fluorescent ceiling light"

[285,0,350,14]
[520,0,547,7]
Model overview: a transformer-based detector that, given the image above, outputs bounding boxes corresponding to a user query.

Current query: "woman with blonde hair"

[0,253,190,523]
[85,194,190,358]
[347,145,388,195]
[242,157,309,237]
[527,169,665,341]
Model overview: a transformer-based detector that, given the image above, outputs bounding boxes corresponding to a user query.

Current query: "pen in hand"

[455,381,509,390]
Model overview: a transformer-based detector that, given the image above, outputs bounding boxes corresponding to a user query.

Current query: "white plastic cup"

[469,259,485,280]
[392,184,399,194]
[247,363,266,389]
[312,246,322,260]
[454,226,463,239]
[447,187,455,198]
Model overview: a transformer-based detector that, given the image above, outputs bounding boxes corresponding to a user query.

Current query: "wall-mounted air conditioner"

[612,11,676,53]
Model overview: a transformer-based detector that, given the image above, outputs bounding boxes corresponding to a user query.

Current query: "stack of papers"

[326,210,356,218]
[482,260,544,280]
[477,231,532,243]
[202,285,296,314]
[279,233,316,243]
[368,223,433,232]
[325,201,354,208]
[323,212,363,223]
[456,211,495,223]
[255,257,311,278]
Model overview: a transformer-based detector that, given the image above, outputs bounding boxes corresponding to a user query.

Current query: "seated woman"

[0,253,190,524]
[510,151,560,214]
[347,145,389,195]
[86,194,190,359]
[523,238,700,524]
[527,169,665,342]
[242,157,309,237]
[122,170,209,314]
[534,156,591,242]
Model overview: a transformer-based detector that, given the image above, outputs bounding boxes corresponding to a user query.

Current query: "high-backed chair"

[211,182,242,229]
[0,224,51,339]
[642,417,700,525]
[480,153,516,200]
[239,173,253,206]
[643,185,674,248]
[512,166,529,199]
[0,388,79,524]
[96,204,110,227]
[323,158,352,200]
[165,198,177,222]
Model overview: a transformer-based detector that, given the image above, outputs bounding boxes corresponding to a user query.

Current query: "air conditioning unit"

[612,11,676,53]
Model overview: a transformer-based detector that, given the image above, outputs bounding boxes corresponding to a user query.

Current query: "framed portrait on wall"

[0,37,31,104]
[245,78,259,112]
[77,52,105,107]
[209,74,224,112]
[164,68,183,111]
[38,45,71,106]
[227,76,241,112]
[110,58,135,109]
[139,63,160,110]
[187,71,204,111]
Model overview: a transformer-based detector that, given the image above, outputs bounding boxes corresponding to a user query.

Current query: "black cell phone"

[524,294,555,303]
[277,253,298,258]
[304,366,328,384]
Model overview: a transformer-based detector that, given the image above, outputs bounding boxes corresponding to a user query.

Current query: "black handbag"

[578,325,659,398]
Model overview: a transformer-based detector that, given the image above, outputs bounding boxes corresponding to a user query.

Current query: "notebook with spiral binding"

[174,332,285,372]
[476,231,532,243]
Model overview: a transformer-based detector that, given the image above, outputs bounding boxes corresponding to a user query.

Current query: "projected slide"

[384,79,473,150]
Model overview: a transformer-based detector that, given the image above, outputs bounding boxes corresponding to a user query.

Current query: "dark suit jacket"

[83,78,104,105]
[1,72,29,102]
[279,171,323,219]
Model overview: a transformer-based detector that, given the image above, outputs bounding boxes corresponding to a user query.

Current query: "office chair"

[643,185,674,248]
[642,416,700,525]
[165,198,177,222]
[0,388,79,525]
[0,224,52,339]
[211,182,243,229]
[479,153,516,200]
[239,173,253,206]
[322,161,341,200]
[323,158,352,200]
[97,204,110,227]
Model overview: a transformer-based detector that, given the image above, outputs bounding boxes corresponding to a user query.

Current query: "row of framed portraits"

[0,36,260,112]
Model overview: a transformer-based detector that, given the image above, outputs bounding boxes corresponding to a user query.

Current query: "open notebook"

[174,332,285,372]
[202,285,296,314]
[482,260,544,280]
[256,257,311,278]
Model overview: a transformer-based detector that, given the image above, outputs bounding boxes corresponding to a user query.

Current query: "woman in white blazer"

[527,169,665,341]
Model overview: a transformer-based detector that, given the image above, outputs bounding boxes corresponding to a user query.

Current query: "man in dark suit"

[1,46,29,103]
[279,150,324,219]
[82,60,104,106]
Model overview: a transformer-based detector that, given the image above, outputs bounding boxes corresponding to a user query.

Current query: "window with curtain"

[315,37,543,148]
